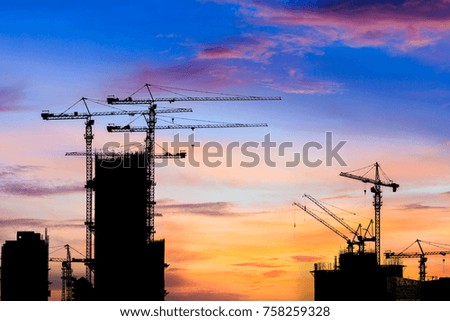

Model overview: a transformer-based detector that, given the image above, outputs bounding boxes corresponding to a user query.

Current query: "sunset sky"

[1,0,450,301]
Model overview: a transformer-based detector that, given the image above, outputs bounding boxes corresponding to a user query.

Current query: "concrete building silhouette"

[1,231,49,301]
[313,251,403,300]
[312,251,450,300]
[94,153,166,300]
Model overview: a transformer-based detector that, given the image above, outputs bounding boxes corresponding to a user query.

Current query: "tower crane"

[293,202,359,253]
[340,162,399,265]
[106,84,280,243]
[385,239,450,282]
[49,244,86,301]
[42,98,192,283]
[303,194,375,253]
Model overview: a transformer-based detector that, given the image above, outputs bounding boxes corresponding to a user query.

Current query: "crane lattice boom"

[42,108,193,120]
[107,95,281,104]
[303,194,358,236]
[65,151,187,159]
[106,123,267,132]
[293,202,355,252]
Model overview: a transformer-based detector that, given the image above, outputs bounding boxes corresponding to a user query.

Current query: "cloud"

[126,60,245,94]
[0,164,83,197]
[400,203,448,210]
[233,261,283,268]
[320,194,359,201]
[291,255,324,262]
[0,181,84,196]
[157,199,270,217]
[263,269,287,278]
[120,39,339,96]
[0,165,40,178]
[0,218,82,229]
[213,0,450,52]
[198,35,277,62]
[157,201,240,216]
[270,78,341,94]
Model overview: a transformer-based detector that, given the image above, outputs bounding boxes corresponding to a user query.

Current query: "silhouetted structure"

[313,251,404,300]
[94,153,166,300]
[1,231,49,301]
[72,277,95,300]
[313,251,450,300]
[421,277,450,300]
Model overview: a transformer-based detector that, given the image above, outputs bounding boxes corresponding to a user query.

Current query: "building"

[312,251,450,300]
[94,153,166,300]
[421,277,450,300]
[1,231,49,301]
[312,251,404,300]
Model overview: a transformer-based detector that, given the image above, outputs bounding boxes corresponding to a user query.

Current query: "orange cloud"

[291,255,324,263]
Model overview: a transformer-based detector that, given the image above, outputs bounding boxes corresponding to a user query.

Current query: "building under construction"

[312,251,450,300]
[94,153,166,300]
[1,231,50,301]
[300,163,450,301]
[313,251,403,300]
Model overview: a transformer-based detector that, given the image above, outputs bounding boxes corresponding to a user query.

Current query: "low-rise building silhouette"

[1,231,49,301]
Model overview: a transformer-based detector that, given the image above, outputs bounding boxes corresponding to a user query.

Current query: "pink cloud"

[122,58,339,97]
[198,35,277,62]
[117,60,246,95]
[198,31,335,61]
[215,0,450,51]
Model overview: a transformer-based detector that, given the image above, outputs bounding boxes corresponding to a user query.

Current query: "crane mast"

[63,244,72,301]
[147,103,156,241]
[84,118,94,282]
[340,162,399,265]
[49,244,86,301]
[107,85,280,242]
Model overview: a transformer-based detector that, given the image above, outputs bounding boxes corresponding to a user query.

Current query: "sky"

[0,0,450,301]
